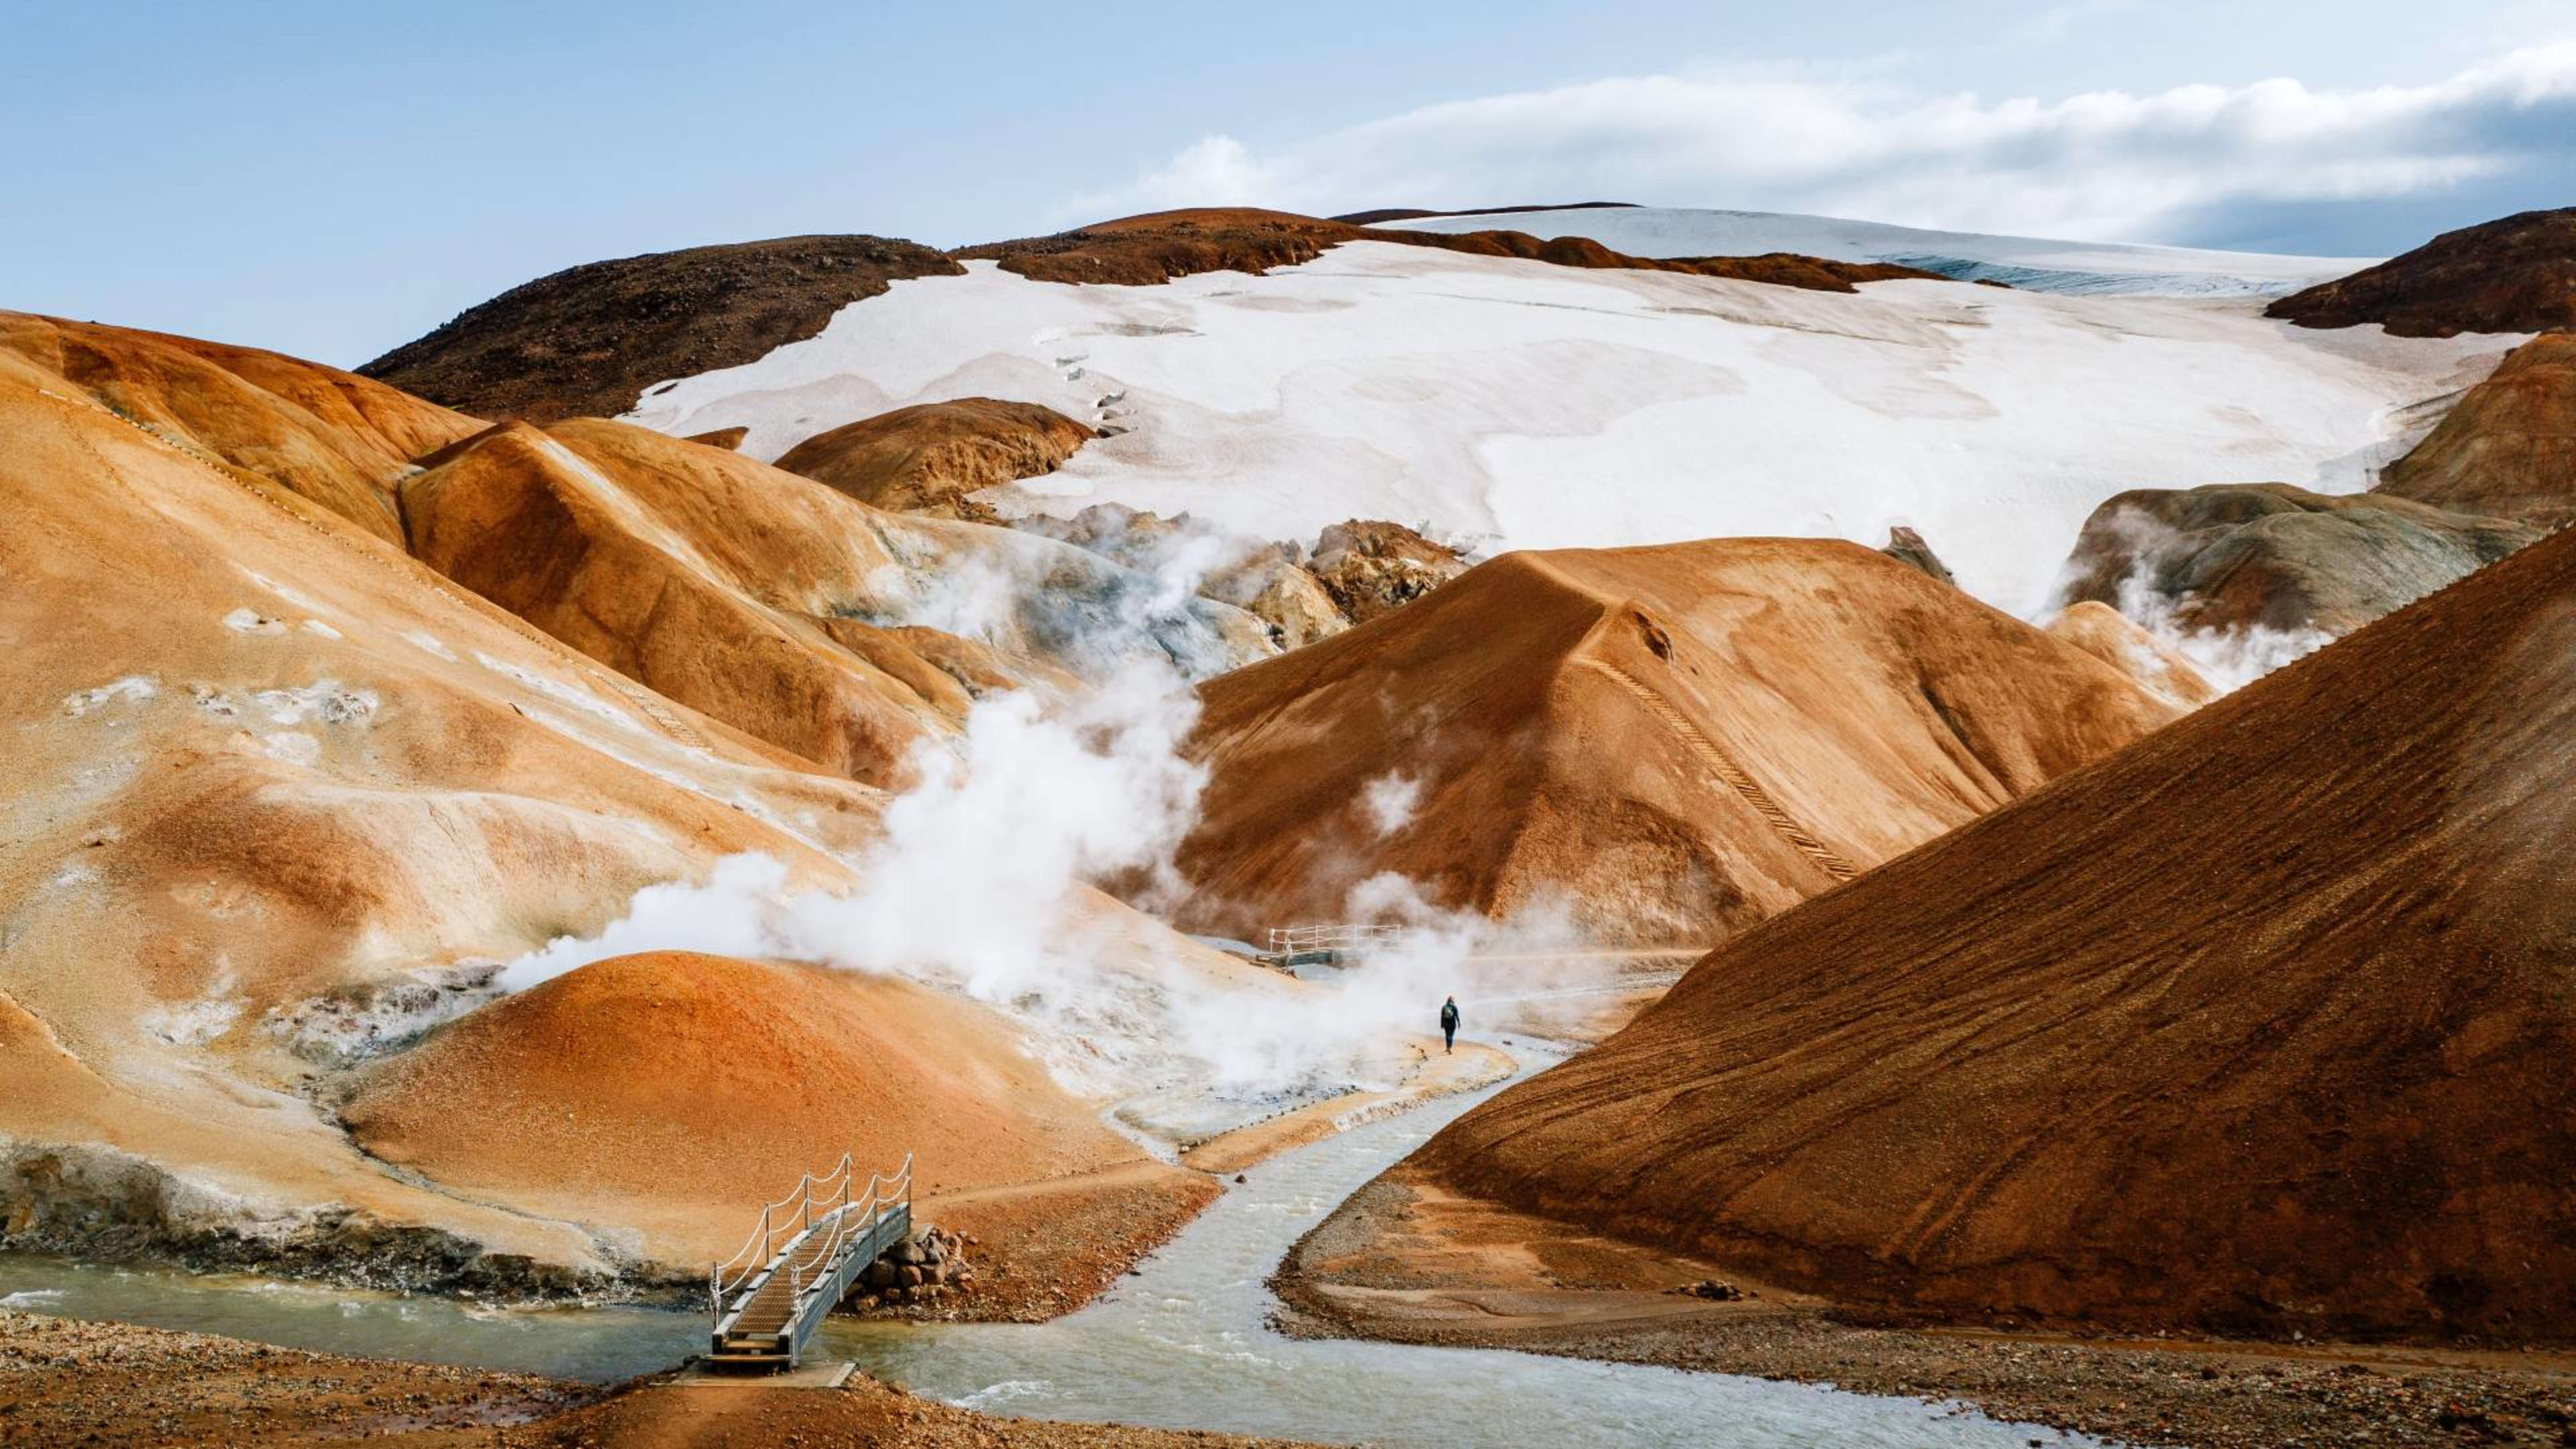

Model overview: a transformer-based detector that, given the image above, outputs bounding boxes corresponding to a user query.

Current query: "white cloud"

[1069,43,2576,244]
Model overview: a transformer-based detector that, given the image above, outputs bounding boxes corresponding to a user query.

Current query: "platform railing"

[1266,922,1411,957]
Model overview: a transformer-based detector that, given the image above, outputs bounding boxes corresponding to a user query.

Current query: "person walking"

[1440,996,1460,1055]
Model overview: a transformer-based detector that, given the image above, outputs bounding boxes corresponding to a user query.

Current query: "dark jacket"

[1440,1002,1460,1031]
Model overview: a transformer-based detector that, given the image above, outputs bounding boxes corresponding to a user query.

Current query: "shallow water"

[0,1057,2092,1445]
[821,1063,2095,1448]
[0,1257,700,1383]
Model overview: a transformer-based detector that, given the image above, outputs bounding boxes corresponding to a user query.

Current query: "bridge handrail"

[710,1150,914,1324]
[709,1152,853,1305]
[1267,922,1412,955]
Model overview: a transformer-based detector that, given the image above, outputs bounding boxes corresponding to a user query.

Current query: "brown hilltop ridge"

[2266,206,2576,335]
[1170,539,2177,946]
[360,233,965,422]
[2379,331,2576,528]
[961,207,1941,292]
[354,209,1943,429]
[773,396,1102,522]
[1413,523,2576,1342]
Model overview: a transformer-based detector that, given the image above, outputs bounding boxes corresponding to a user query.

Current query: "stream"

[0,1058,2093,1446]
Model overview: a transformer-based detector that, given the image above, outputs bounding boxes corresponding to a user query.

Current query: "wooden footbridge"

[707,1152,912,1371]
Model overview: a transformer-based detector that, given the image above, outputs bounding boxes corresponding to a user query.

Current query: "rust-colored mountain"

[341,952,1152,1262]
[1414,525,2576,1342]
[2378,332,2576,528]
[2265,207,2576,335]
[359,235,964,423]
[1,313,481,545]
[0,313,1270,1287]
[1171,539,2177,945]
[771,396,1100,521]
[957,208,1939,292]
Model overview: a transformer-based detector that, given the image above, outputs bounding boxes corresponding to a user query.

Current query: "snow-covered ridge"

[626,242,2505,616]
[1381,206,2377,298]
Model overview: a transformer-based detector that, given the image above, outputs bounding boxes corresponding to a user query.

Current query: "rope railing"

[710,1151,914,1324]
[1266,922,1411,956]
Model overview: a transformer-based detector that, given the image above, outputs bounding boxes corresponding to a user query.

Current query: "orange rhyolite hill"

[1415,524,2576,1341]
[1171,539,2179,945]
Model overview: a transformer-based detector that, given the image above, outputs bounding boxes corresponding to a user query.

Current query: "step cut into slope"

[341,953,1150,1263]
[359,235,966,422]
[2377,333,2576,528]
[1171,540,2178,945]
[771,396,1101,521]
[1415,524,2576,1342]
[2265,207,2576,335]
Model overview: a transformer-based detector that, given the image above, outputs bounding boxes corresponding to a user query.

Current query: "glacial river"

[0,1060,2090,1446]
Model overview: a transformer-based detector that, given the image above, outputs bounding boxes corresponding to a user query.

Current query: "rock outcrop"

[2265,207,2576,335]
[1171,539,2178,945]
[771,397,1101,522]
[2377,332,2576,528]
[1413,522,2576,1342]
[1305,520,1468,625]
[2057,482,2540,639]
[358,235,965,423]
[1878,525,1956,586]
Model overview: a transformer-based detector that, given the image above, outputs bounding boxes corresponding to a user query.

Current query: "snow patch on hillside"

[1385,206,2375,297]
[627,244,2503,615]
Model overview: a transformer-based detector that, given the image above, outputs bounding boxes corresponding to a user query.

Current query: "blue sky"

[6,0,2571,366]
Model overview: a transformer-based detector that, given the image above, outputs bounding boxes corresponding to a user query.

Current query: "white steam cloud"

[1360,771,1424,837]
[496,538,1571,1128]
[2088,506,2336,692]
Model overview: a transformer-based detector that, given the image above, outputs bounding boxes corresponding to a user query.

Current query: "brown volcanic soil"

[340,951,1158,1269]
[2058,480,2540,637]
[2265,207,2576,335]
[1411,523,2576,1344]
[960,207,1939,292]
[771,396,1100,521]
[1272,1169,2576,1449]
[1171,539,2176,945]
[358,235,964,423]
[2379,331,2576,527]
